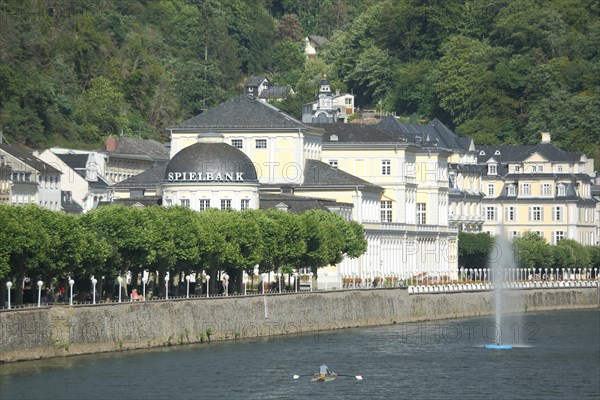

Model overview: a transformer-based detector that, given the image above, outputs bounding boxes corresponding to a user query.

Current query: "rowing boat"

[311,375,337,382]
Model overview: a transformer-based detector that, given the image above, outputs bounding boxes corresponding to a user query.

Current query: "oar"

[293,374,315,379]
[334,373,363,380]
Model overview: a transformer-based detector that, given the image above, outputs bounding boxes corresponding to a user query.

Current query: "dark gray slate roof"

[301,159,383,191]
[98,197,162,207]
[172,94,315,130]
[307,35,329,47]
[375,117,472,150]
[106,138,169,161]
[491,181,596,205]
[259,86,291,100]
[165,140,258,182]
[476,143,583,164]
[56,153,88,169]
[245,75,268,87]
[113,163,167,188]
[0,143,62,174]
[259,193,351,214]
[313,123,407,143]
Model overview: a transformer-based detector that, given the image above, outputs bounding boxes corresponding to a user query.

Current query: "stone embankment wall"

[1,287,597,363]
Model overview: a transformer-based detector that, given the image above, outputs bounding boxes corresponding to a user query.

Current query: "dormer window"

[488,164,497,175]
[507,185,516,196]
[514,165,521,172]
[479,150,486,156]
[494,150,501,156]
[557,185,566,196]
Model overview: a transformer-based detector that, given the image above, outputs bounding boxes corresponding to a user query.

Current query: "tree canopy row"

[1,0,598,164]
[0,205,367,304]
[458,231,600,272]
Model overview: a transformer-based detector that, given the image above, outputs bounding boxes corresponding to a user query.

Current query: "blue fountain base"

[484,344,513,350]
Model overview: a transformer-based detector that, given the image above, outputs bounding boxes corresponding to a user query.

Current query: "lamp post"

[185,275,190,298]
[309,272,313,292]
[278,273,282,293]
[69,278,75,305]
[91,277,97,304]
[293,272,298,292]
[261,273,266,293]
[324,271,328,291]
[37,280,43,307]
[243,271,248,295]
[205,275,210,297]
[117,276,123,302]
[164,274,169,300]
[142,275,148,301]
[6,281,12,309]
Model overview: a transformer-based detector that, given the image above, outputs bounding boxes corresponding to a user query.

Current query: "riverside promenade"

[1,278,598,363]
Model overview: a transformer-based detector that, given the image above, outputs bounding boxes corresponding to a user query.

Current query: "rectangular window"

[417,203,427,225]
[529,206,543,221]
[509,231,519,240]
[180,199,190,208]
[231,139,243,149]
[241,199,250,210]
[514,165,521,172]
[345,98,352,105]
[542,183,551,196]
[255,139,267,149]
[328,160,338,169]
[486,206,496,221]
[557,165,563,172]
[507,185,516,196]
[538,165,543,172]
[522,183,531,196]
[488,164,497,175]
[553,231,565,245]
[380,200,392,223]
[553,206,562,221]
[505,206,516,221]
[487,183,495,196]
[532,231,544,238]
[557,185,566,196]
[381,160,391,175]
[221,199,232,210]
[199,199,210,211]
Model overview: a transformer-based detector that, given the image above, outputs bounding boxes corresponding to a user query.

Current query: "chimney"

[541,131,551,143]
[106,136,117,152]
[336,89,340,96]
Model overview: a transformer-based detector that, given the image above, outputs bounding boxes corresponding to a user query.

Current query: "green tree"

[458,232,495,270]
[513,231,554,269]
[74,76,130,141]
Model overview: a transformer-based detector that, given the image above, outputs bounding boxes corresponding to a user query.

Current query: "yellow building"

[167,95,459,286]
[479,132,597,245]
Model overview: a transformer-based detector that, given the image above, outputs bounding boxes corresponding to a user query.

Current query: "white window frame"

[553,206,562,221]
[557,185,566,196]
[488,164,497,175]
[221,199,232,210]
[255,139,267,149]
[507,185,516,196]
[553,231,564,245]
[180,199,190,208]
[199,199,210,211]
[522,183,531,196]
[529,206,543,221]
[486,206,496,221]
[487,183,495,196]
[381,160,391,175]
[381,200,392,223]
[241,199,250,211]
[417,203,427,225]
[542,183,552,196]
[505,206,516,221]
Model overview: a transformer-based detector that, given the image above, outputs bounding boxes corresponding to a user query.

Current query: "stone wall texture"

[1,287,597,362]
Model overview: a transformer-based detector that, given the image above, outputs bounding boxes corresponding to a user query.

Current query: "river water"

[1,310,598,400]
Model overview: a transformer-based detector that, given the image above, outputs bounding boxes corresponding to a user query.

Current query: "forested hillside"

[1,0,599,163]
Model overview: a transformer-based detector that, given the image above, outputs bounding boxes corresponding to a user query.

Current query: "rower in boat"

[314,364,336,381]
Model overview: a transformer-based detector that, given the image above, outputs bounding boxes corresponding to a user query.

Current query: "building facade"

[478,132,597,245]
